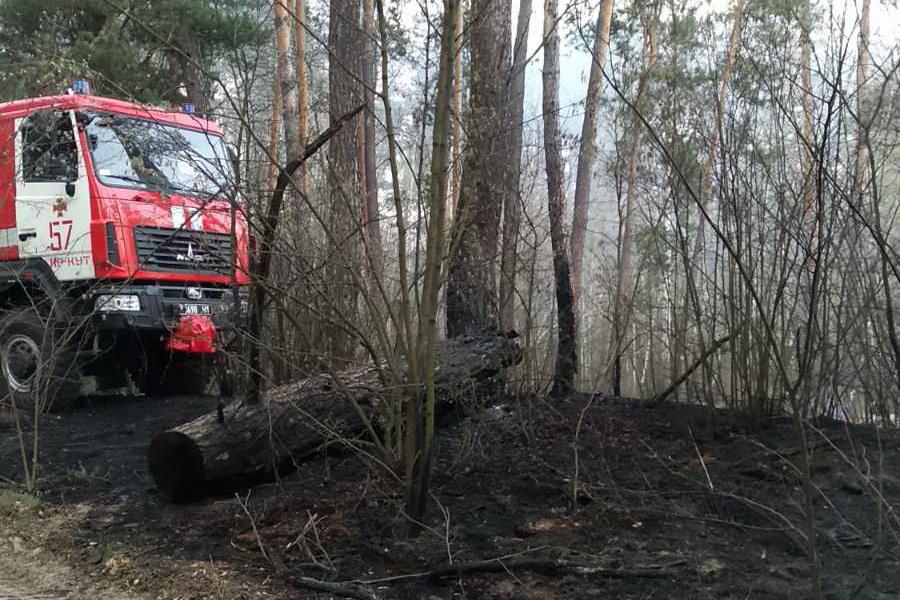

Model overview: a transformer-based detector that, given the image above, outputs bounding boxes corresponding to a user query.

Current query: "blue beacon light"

[71,79,91,95]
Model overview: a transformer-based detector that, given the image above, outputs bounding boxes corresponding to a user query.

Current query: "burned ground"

[1,392,899,599]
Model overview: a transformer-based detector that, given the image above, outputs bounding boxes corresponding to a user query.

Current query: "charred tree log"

[148,331,520,501]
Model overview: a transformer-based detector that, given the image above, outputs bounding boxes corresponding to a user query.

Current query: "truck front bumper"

[90,283,248,338]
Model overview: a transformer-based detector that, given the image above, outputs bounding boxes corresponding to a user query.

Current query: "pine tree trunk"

[498,0,533,332]
[266,77,283,191]
[328,0,363,359]
[854,0,869,192]
[570,0,614,308]
[542,0,577,396]
[611,136,640,396]
[294,0,309,193]
[173,35,207,115]
[361,0,382,274]
[442,0,466,340]
[799,0,816,240]
[446,0,511,337]
[449,1,465,215]
[274,0,300,160]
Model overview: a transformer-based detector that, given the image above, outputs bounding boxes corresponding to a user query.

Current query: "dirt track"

[0,534,146,600]
[0,576,66,600]
[0,579,65,600]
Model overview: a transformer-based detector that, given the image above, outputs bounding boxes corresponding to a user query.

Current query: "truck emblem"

[185,287,202,300]
[176,242,204,262]
[52,199,68,218]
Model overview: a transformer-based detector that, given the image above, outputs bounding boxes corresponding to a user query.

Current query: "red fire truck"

[0,82,249,410]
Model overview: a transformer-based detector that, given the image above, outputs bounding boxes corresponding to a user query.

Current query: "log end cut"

[147,431,205,502]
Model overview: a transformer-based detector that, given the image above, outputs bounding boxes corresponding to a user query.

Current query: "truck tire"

[0,309,81,413]
[95,368,129,391]
[134,345,209,396]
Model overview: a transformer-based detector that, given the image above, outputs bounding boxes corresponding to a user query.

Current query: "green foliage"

[0,0,266,104]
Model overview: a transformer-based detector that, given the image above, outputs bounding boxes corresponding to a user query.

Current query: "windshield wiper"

[102,174,153,187]
[102,174,173,196]
[163,182,198,195]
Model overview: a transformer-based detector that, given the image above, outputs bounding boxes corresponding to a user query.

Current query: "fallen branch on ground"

[292,577,379,600]
[646,334,731,405]
[366,556,685,583]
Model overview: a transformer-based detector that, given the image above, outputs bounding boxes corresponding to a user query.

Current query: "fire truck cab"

[0,83,249,409]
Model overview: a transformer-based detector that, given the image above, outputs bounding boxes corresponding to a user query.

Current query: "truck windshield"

[84,113,233,198]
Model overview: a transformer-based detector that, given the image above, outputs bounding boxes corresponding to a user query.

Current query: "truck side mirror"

[65,181,75,197]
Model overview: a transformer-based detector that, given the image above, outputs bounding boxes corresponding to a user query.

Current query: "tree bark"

[570,0,614,308]
[799,0,816,241]
[274,0,300,160]
[266,77,283,191]
[148,331,521,501]
[294,0,309,194]
[328,0,364,360]
[361,0,382,274]
[854,0,869,193]
[497,0,533,332]
[172,34,207,115]
[446,0,511,337]
[542,0,577,396]
[449,1,465,215]
[442,0,466,340]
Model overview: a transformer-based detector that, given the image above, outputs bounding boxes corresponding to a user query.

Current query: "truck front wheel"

[0,309,81,413]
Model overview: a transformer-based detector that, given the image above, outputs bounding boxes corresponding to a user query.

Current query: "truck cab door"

[15,110,94,281]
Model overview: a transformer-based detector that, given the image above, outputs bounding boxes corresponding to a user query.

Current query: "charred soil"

[1,392,899,599]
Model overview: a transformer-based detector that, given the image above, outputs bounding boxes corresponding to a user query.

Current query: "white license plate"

[179,303,212,316]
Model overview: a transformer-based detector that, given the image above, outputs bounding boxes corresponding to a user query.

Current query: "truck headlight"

[96,294,141,312]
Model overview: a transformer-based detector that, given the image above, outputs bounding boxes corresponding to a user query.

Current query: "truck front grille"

[133,227,233,275]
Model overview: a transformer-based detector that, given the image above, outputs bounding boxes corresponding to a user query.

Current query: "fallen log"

[147,330,521,501]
